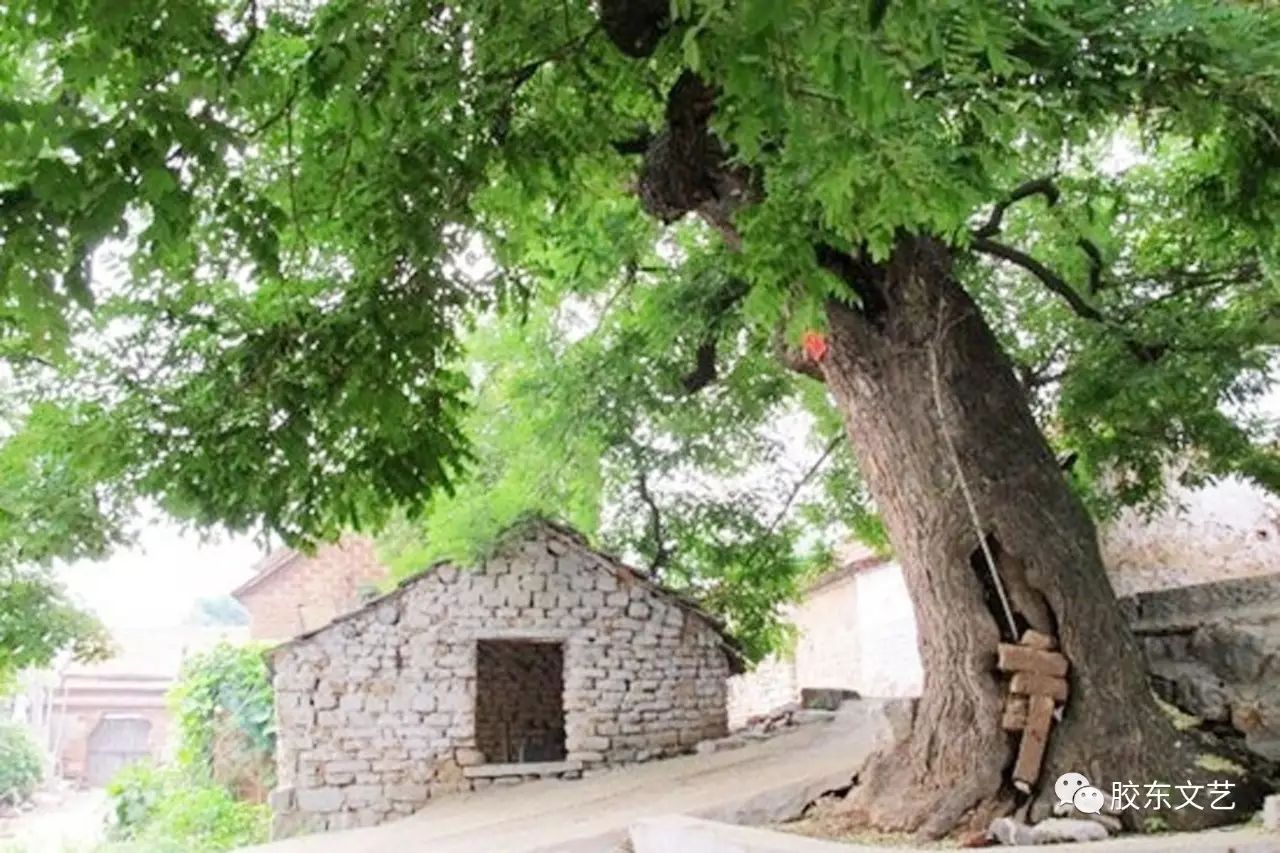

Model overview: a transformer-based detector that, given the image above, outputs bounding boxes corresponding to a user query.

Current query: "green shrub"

[169,642,275,789]
[0,724,43,805]
[105,763,170,840]
[105,763,268,852]
[103,643,276,853]
[133,782,269,851]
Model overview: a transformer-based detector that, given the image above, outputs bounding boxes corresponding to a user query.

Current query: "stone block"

[343,784,383,807]
[296,787,344,813]
[267,786,295,812]
[572,735,610,752]
[1264,794,1280,831]
[388,783,429,802]
[454,747,485,766]
[799,688,859,711]
[326,760,369,773]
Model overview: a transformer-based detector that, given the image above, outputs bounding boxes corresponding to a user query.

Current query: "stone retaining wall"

[268,522,734,837]
[1122,573,1280,761]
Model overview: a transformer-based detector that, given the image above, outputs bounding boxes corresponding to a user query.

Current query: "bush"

[106,763,169,840]
[106,763,269,852]
[0,724,43,805]
[169,642,275,795]
[103,643,275,852]
[134,782,269,851]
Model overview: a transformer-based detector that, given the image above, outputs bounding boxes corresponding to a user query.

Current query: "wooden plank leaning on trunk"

[1012,694,1056,791]
[1019,629,1057,650]
[1001,694,1029,732]
[1010,671,1069,703]
[997,643,1069,677]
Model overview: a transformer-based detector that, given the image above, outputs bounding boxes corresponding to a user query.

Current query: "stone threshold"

[463,760,583,779]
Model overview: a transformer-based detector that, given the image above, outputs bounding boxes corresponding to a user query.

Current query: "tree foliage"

[0,568,110,688]
[2,0,1278,658]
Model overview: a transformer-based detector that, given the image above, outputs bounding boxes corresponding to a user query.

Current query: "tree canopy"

[3,0,1279,658]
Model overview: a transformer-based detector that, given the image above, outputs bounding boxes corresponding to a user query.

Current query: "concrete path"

[241,700,892,853]
[632,815,1280,853]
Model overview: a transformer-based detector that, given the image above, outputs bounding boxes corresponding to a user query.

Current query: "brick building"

[268,521,738,837]
[232,536,389,641]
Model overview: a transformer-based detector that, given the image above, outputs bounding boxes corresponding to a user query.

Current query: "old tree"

[4,0,1280,837]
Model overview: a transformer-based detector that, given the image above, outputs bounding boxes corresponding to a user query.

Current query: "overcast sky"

[57,518,266,631]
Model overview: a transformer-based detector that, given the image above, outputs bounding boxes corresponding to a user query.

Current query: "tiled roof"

[230,547,304,599]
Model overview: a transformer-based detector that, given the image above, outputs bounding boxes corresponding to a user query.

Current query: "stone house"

[726,545,920,727]
[267,521,740,837]
[232,536,388,641]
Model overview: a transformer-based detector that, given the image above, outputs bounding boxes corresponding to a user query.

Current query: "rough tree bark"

[818,237,1267,836]
[594,9,1270,839]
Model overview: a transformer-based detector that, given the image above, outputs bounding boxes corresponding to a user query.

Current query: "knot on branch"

[638,72,754,242]
[600,0,669,57]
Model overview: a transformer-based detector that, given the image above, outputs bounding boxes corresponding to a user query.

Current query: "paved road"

[242,701,892,853]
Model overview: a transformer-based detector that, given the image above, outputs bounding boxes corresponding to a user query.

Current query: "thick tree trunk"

[819,236,1265,837]
[589,13,1268,832]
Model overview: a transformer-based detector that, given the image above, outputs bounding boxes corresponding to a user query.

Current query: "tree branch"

[680,277,751,394]
[1077,238,1103,293]
[681,341,718,393]
[610,130,653,156]
[973,177,1060,239]
[762,435,843,540]
[971,237,1106,324]
[635,469,671,577]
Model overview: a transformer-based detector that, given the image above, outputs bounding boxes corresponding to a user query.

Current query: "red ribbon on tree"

[802,330,828,361]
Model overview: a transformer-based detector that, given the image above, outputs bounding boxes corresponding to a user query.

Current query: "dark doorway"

[475,640,567,763]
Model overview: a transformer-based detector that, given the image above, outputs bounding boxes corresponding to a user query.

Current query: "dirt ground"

[0,789,107,853]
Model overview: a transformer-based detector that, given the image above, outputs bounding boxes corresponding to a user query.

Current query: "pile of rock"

[694,689,860,754]
[986,816,1111,846]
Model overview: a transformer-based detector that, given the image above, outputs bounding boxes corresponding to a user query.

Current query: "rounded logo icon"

[1054,772,1091,806]
[1073,785,1106,814]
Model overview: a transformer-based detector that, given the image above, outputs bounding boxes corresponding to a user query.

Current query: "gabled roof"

[269,519,745,673]
[230,547,303,599]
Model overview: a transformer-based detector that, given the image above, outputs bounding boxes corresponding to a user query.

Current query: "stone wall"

[1102,476,1280,595]
[726,655,796,730]
[268,523,733,837]
[792,569,861,692]
[728,500,1280,726]
[1121,573,1280,761]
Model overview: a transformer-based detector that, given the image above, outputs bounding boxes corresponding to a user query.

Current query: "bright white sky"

[57,519,266,631]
